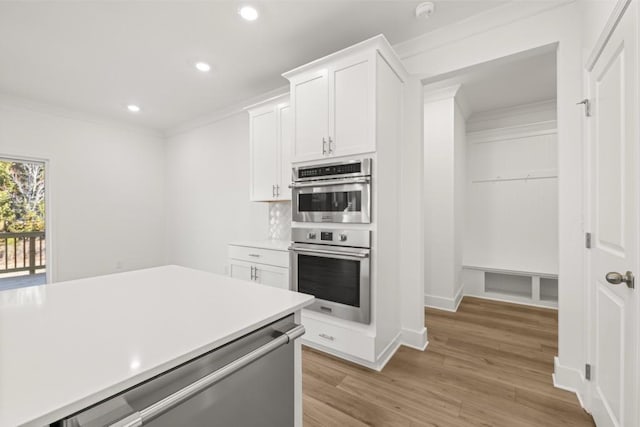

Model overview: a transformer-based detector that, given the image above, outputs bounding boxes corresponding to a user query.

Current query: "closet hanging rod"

[472,174,558,184]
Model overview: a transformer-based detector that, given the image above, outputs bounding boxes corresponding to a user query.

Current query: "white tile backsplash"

[268,201,291,241]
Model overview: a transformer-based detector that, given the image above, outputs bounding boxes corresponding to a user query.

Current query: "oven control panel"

[293,158,372,182]
[320,231,333,241]
[292,227,370,248]
[298,163,361,179]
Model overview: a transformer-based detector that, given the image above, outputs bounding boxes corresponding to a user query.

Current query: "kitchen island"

[0,265,313,426]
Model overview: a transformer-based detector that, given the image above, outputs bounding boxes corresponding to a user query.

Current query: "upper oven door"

[291,178,371,223]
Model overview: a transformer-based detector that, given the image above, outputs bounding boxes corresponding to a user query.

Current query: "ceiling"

[0,1,508,132]
[423,47,557,115]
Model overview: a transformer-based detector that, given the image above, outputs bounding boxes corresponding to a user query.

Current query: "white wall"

[453,101,466,298]
[464,103,558,274]
[164,112,269,275]
[0,101,166,282]
[397,0,587,402]
[423,87,466,311]
[399,77,427,349]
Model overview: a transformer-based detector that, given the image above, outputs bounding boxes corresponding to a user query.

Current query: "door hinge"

[585,364,592,381]
[577,99,591,117]
[585,232,592,249]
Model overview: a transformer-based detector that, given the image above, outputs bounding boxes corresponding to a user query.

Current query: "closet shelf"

[463,264,558,279]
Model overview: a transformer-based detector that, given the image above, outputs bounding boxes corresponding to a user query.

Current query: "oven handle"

[288,247,369,259]
[288,177,370,189]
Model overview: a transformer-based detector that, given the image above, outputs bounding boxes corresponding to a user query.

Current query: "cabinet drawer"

[301,312,375,362]
[228,245,289,268]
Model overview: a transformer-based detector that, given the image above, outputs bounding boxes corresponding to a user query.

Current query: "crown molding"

[423,83,471,120]
[164,85,289,138]
[468,99,556,123]
[243,93,289,112]
[454,88,471,120]
[393,0,575,61]
[467,120,557,144]
[0,92,163,138]
[282,34,408,83]
[423,84,462,103]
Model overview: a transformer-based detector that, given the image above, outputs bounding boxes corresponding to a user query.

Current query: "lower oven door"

[289,243,370,324]
[291,178,371,223]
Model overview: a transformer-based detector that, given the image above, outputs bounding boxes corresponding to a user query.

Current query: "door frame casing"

[0,154,53,284]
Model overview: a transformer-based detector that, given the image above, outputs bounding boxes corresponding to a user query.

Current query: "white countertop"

[228,239,290,252]
[0,265,313,427]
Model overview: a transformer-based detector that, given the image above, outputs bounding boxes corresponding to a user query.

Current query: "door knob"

[605,271,635,289]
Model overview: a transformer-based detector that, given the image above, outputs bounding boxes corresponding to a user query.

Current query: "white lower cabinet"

[228,261,253,282]
[301,312,375,363]
[257,264,289,289]
[228,243,290,290]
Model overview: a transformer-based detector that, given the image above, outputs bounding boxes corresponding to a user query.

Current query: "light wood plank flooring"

[302,296,594,427]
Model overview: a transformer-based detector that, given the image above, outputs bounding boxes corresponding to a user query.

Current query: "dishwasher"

[53,315,304,427]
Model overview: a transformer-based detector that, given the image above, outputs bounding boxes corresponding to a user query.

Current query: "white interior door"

[587,2,638,426]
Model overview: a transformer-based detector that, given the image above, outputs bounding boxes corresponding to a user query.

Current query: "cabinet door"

[255,264,290,290]
[329,54,374,157]
[291,70,329,162]
[277,103,292,200]
[229,260,253,282]
[250,108,278,201]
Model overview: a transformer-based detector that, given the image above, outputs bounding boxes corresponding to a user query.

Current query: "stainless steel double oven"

[289,158,372,324]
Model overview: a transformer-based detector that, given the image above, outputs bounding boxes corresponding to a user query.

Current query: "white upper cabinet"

[278,102,293,200]
[249,107,278,201]
[247,95,291,201]
[330,53,372,158]
[283,36,404,163]
[290,71,329,161]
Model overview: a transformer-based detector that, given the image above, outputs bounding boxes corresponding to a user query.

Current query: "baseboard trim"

[301,332,403,372]
[424,286,464,312]
[375,332,403,371]
[401,326,428,351]
[463,293,558,310]
[553,356,588,411]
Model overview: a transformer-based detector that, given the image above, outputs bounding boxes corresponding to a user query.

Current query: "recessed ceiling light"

[127,104,141,113]
[239,6,258,21]
[195,62,211,72]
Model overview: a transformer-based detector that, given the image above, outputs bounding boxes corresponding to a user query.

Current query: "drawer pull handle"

[248,254,261,258]
[319,333,335,342]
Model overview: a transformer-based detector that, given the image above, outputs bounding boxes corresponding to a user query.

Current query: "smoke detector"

[415,2,435,19]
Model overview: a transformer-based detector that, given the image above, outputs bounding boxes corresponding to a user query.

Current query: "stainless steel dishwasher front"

[55,315,302,427]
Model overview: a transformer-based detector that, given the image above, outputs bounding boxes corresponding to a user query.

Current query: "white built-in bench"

[462,265,558,309]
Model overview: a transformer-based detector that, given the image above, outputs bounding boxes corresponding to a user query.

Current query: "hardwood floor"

[302,297,595,427]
